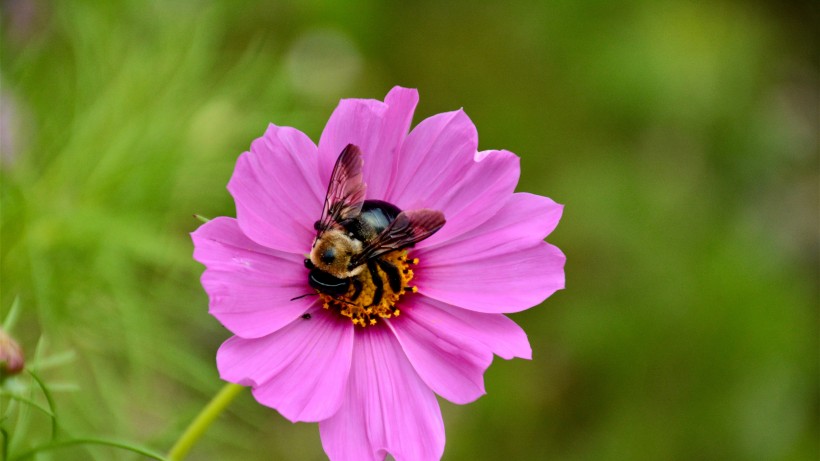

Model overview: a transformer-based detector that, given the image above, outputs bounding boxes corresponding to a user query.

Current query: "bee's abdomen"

[345,200,402,241]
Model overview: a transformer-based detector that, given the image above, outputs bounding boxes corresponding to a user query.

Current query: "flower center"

[320,250,418,327]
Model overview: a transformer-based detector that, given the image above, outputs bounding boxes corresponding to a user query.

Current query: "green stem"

[167,383,243,461]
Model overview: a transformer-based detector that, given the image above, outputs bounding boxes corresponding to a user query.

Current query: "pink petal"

[388,295,531,404]
[387,109,520,245]
[408,297,532,361]
[318,86,419,199]
[422,192,564,255]
[387,109,478,206]
[228,124,323,253]
[319,327,445,461]
[419,149,520,246]
[191,217,313,338]
[388,296,530,404]
[415,241,566,314]
[216,307,353,422]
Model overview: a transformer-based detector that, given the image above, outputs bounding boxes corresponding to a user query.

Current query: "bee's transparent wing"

[350,209,445,267]
[317,144,367,233]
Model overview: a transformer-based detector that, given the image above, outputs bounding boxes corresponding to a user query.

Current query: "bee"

[304,144,445,307]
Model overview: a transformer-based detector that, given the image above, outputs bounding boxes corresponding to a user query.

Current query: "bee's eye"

[321,248,336,264]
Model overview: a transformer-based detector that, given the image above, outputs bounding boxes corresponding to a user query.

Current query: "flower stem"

[167,382,244,461]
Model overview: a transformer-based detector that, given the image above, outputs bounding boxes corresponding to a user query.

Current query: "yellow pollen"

[318,250,418,327]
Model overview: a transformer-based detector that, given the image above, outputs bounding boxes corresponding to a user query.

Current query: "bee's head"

[310,230,363,278]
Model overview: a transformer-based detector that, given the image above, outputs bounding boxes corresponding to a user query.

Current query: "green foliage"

[1,0,816,460]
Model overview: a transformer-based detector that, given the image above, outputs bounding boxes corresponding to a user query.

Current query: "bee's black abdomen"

[309,269,349,296]
[361,200,401,231]
[345,200,402,241]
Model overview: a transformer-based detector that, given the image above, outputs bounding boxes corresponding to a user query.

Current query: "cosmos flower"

[192,87,565,460]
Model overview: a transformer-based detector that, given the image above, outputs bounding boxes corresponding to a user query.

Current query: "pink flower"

[191,87,565,460]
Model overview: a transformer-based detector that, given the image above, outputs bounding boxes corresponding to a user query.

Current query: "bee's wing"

[317,144,367,233]
[350,209,445,267]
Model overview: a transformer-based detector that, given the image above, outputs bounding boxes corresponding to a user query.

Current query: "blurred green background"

[1,0,817,460]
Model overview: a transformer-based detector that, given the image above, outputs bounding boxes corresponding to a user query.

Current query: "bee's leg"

[367,261,384,306]
[376,259,402,293]
[351,278,363,301]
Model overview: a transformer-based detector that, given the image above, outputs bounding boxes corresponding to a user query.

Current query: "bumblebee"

[304,144,445,320]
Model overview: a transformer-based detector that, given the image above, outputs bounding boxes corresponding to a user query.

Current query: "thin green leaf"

[2,296,21,331]
[9,437,170,461]
[29,350,76,371]
[39,383,80,393]
[27,370,57,439]
[0,392,55,417]
[1,427,9,461]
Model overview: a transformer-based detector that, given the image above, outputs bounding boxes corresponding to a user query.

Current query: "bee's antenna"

[290,292,318,301]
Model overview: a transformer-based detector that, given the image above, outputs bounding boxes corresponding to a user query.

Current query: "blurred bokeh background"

[1,0,817,460]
